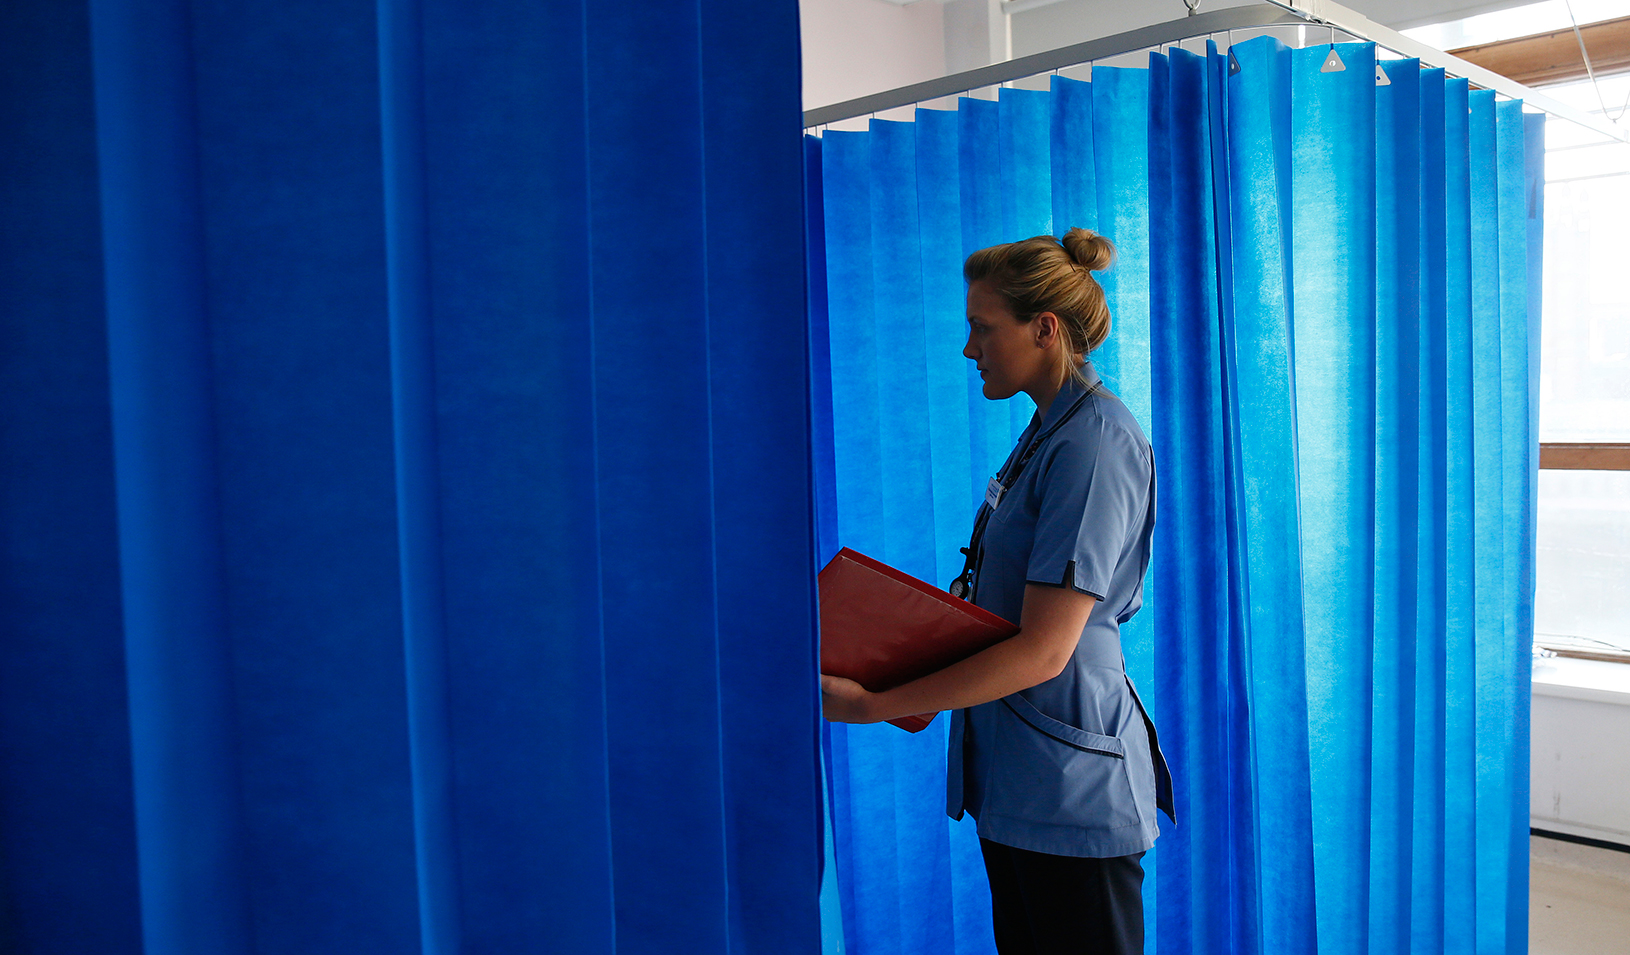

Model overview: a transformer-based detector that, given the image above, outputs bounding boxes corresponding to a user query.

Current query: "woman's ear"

[1034,312,1060,349]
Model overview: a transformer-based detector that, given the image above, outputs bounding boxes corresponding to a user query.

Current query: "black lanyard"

[948,381,1101,601]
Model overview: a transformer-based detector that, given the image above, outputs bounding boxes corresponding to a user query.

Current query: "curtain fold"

[0,1,820,953]
[1148,49,1257,955]
[811,37,1540,955]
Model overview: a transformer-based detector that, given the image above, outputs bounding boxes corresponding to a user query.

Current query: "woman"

[821,228,1173,955]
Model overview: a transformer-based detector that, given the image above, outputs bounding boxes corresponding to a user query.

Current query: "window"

[1536,70,1630,662]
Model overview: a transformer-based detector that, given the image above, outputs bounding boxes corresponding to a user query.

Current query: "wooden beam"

[1539,443,1630,470]
[1450,16,1630,88]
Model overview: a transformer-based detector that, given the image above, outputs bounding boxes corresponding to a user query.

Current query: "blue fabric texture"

[810,39,1539,955]
[0,2,820,954]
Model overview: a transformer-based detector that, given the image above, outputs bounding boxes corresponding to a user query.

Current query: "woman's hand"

[820,674,879,723]
[820,585,1097,721]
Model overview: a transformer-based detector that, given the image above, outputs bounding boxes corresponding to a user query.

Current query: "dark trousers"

[979,838,1145,955]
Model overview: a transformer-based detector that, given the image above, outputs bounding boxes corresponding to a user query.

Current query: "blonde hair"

[963,227,1115,386]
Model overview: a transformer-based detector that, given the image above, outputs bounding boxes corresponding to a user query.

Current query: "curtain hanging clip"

[1321,27,1346,73]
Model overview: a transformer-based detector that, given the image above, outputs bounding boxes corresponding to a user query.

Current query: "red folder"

[818,547,1020,733]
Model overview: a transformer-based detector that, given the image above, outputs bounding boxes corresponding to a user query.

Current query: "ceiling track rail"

[1263,0,1625,142]
[802,0,1627,144]
[803,6,1299,128]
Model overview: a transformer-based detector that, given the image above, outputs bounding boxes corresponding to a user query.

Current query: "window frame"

[1539,443,1630,470]
[1536,445,1630,662]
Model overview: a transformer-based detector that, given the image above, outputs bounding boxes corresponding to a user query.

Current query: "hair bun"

[1061,227,1115,272]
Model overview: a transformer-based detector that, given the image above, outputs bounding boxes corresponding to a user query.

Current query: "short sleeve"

[1024,419,1152,600]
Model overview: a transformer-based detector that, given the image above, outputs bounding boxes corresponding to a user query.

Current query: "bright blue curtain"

[0,2,820,953]
[811,38,1541,955]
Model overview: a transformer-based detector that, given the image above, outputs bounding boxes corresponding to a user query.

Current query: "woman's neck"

[1024,366,1068,418]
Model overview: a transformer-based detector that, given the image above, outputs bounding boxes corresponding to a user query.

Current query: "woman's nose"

[962,337,977,360]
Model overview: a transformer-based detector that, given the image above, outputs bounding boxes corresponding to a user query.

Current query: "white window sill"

[1533,656,1630,706]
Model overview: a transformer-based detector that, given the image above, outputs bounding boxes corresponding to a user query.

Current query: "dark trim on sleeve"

[1025,560,1106,601]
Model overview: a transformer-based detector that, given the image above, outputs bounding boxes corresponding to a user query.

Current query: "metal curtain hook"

[1321,27,1346,72]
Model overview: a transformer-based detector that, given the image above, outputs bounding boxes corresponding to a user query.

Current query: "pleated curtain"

[0,2,820,954]
[809,38,1541,955]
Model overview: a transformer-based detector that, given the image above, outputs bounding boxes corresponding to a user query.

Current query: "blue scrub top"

[947,364,1174,858]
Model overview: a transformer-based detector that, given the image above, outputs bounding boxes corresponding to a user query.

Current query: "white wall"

[1009,0,1255,58]
[800,0,947,110]
[1532,658,1630,845]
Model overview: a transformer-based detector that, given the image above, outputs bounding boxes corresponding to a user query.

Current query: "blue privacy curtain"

[0,1,819,953]
[810,38,1541,955]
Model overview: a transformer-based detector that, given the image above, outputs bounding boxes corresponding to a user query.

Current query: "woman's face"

[963,279,1056,401]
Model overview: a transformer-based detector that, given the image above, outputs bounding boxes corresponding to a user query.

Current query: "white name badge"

[985,476,1004,511]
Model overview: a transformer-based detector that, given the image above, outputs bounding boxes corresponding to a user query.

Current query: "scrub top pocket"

[983,693,1143,833]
